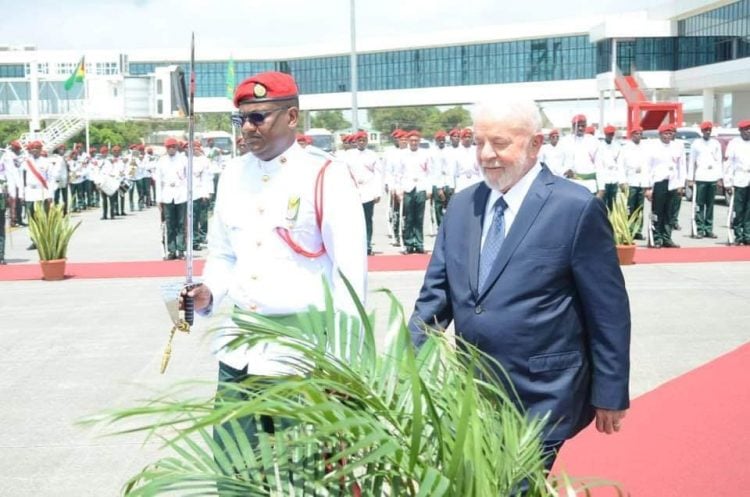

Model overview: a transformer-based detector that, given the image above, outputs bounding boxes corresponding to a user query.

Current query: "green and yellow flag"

[64,57,85,91]
[225,56,235,100]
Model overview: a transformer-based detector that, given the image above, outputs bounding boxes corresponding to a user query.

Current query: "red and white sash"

[26,159,48,189]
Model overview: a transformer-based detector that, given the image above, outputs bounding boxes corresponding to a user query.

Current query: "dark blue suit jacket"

[409,165,631,441]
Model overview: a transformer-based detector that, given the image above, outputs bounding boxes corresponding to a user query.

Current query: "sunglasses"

[231,107,289,128]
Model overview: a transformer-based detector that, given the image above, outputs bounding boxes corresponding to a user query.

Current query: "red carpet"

[0,247,748,281]
[552,342,750,496]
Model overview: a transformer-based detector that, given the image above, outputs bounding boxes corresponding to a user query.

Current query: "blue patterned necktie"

[478,197,508,291]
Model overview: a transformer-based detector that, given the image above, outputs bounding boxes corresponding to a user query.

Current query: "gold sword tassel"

[160,319,191,374]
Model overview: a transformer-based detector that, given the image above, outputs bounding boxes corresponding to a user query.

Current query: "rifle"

[727,190,735,246]
[647,212,657,248]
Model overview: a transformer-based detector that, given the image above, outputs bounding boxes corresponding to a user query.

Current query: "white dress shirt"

[647,140,687,190]
[154,153,188,204]
[688,137,723,182]
[454,145,481,192]
[398,148,432,194]
[620,141,650,188]
[539,142,566,176]
[347,148,382,203]
[724,137,750,188]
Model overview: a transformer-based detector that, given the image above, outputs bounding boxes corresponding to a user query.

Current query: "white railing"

[19,106,87,151]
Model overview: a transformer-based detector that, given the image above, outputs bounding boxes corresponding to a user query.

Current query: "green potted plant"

[607,189,642,265]
[88,282,624,496]
[27,201,81,280]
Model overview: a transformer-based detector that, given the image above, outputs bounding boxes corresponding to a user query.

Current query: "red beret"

[112,145,122,152]
[296,133,306,142]
[305,136,313,145]
[738,120,750,129]
[390,128,403,138]
[585,126,596,135]
[233,71,298,108]
[658,123,676,133]
[448,128,461,137]
[10,140,21,149]
[164,137,178,147]
[27,140,43,150]
[136,144,145,151]
[354,131,368,140]
[699,121,713,130]
[460,128,473,138]
[603,125,617,134]
[407,130,422,138]
[548,129,560,137]
[434,130,447,139]
[571,114,587,124]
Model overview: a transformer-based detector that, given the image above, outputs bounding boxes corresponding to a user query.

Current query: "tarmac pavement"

[1,195,749,496]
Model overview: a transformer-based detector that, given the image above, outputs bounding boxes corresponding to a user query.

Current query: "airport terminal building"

[0,0,748,141]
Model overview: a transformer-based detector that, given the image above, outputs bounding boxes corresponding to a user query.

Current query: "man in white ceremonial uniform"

[724,119,750,245]
[561,114,600,193]
[22,141,51,249]
[688,121,723,238]
[95,146,119,220]
[539,129,566,176]
[48,145,69,214]
[645,123,686,248]
[68,147,86,212]
[620,126,649,240]
[430,130,454,227]
[596,125,624,209]
[2,140,24,227]
[384,129,407,245]
[155,137,188,259]
[190,140,212,249]
[398,130,432,254]
[347,130,382,255]
[182,71,367,461]
[453,128,481,192]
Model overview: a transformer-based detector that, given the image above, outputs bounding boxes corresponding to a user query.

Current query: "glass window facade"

[0,64,24,78]
[124,2,748,99]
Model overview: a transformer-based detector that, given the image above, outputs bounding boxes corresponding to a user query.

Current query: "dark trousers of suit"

[694,181,716,235]
[652,180,677,245]
[733,186,750,243]
[162,201,186,254]
[627,186,645,236]
[362,200,374,254]
[403,189,426,251]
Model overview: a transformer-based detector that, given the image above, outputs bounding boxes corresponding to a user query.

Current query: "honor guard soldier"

[0,144,9,263]
[49,144,69,214]
[724,119,750,245]
[620,126,649,240]
[539,129,565,176]
[190,140,212,249]
[96,146,119,220]
[561,114,600,193]
[454,128,481,192]
[182,71,367,457]
[22,141,51,249]
[645,123,686,248]
[397,130,432,253]
[347,130,382,255]
[688,122,723,238]
[430,130,455,227]
[384,129,407,245]
[2,140,24,227]
[595,125,624,209]
[155,137,188,259]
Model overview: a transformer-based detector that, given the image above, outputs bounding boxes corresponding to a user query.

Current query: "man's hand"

[373,196,381,204]
[437,188,446,202]
[595,408,627,434]
[179,283,212,313]
[645,188,653,202]
[596,190,605,199]
[563,169,575,179]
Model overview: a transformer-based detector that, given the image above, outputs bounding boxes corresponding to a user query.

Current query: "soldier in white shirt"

[1,140,24,227]
[560,114,599,193]
[454,128,480,192]
[347,130,382,255]
[95,146,119,220]
[430,130,454,227]
[539,129,565,176]
[724,119,750,245]
[182,71,367,459]
[398,130,432,254]
[48,145,69,215]
[645,123,686,248]
[620,126,649,240]
[190,140,212,249]
[154,138,188,259]
[383,129,407,245]
[22,141,51,249]
[0,144,10,263]
[596,125,624,209]
[688,122,723,238]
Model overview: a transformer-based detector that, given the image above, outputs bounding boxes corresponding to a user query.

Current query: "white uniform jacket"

[154,153,188,204]
[620,141,650,188]
[398,148,432,194]
[453,145,480,192]
[724,137,750,188]
[539,143,566,176]
[688,138,723,182]
[202,142,367,374]
[347,148,382,203]
[647,140,687,191]
[595,140,623,186]
[22,156,52,202]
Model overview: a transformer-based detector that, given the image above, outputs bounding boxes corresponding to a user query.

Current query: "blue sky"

[3,0,662,51]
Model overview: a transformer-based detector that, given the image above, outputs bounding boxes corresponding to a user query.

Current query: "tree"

[310,110,350,132]
[0,120,31,145]
[439,106,472,131]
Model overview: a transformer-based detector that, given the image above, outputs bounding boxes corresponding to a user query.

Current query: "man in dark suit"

[408,96,631,471]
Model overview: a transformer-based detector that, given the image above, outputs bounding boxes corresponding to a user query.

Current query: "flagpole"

[83,57,90,153]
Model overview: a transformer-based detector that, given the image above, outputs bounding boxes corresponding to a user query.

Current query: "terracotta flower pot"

[40,258,67,281]
[615,245,636,266]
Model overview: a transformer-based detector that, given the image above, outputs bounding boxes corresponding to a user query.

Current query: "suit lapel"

[468,183,491,300]
[478,166,554,301]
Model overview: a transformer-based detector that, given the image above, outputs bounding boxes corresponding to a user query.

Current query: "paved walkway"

[1,197,748,496]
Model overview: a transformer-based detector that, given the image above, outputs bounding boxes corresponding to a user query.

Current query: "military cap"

[699,121,713,130]
[233,71,298,108]
[738,119,750,129]
[658,123,676,133]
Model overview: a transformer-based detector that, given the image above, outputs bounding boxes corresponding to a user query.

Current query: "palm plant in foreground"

[90,279,614,496]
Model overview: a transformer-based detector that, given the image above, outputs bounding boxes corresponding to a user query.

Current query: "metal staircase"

[19,107,87,151]
[614,65,683,137]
